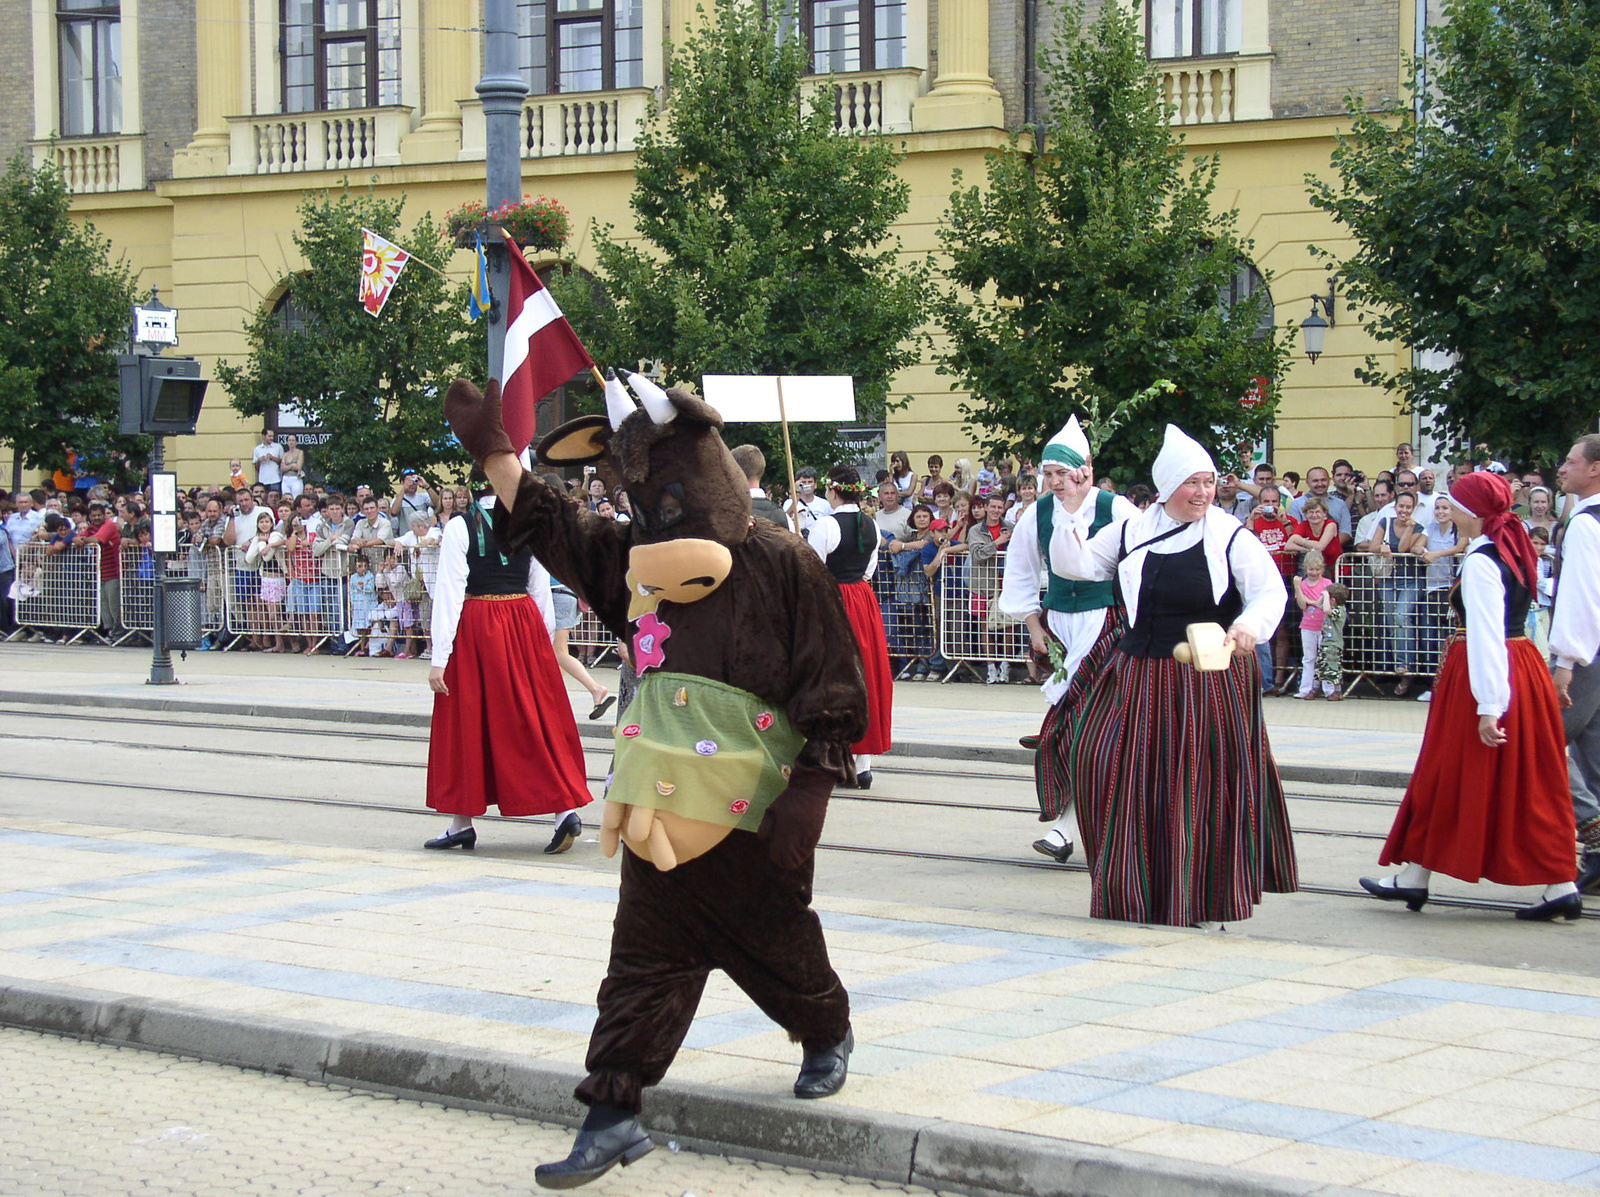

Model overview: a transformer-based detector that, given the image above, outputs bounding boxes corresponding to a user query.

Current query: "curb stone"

[0,688,1414,789]
[0,975,1375,1197]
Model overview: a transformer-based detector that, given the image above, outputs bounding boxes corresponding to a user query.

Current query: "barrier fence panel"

[332,542,437,657]
[117,543,157,638]
[12,541,104,642]
[938,551,1030,682]
[1333,550,1457,693]
[875,551,936,679]
[566,604,619,665]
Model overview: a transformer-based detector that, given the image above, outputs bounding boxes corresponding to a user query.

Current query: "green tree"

[936,0,1288,484]
[1307,0,1600,466]
[0,149,141,492]
[549,3,929,472]
[217,187,484,493]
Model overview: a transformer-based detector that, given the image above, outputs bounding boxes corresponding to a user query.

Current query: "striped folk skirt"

[1067,649,1298,926]
[1035,606,1127,826]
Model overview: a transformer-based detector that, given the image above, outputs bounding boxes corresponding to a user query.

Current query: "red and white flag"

[501,234,595,457]
[359,228,411,317]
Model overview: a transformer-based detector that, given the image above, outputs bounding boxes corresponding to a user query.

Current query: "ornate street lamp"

[1300,280,1337,364]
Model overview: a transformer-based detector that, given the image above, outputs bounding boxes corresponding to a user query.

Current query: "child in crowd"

[367,586,398,657]
[381,552,416,659]
[1315,583,1350,701]
[1294,549,1334,699]
[228,459,248,490]
[1530,525,1555,653]
[976,457,998,498]
[347,554,378,654]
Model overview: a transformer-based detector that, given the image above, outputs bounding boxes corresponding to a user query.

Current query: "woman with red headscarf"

[1361,471,1579,921]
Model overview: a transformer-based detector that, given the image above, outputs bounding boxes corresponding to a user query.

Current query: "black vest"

[1450,542,1532,639]
[462,506,533,596]
[824,511,874,584]
[1116,528,1244,658]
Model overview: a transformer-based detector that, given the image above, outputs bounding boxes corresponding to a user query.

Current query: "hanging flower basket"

[446,195,571,253]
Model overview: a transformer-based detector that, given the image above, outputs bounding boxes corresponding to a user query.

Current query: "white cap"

[1041,415,1091,469]
[1151,424,1218,501]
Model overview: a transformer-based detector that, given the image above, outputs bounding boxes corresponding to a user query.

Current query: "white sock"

[448,816,473,834]
[1397,863,1432,888]
[1543,882,1578,901]
[854,754,872,776]
[1048,812,1076,845]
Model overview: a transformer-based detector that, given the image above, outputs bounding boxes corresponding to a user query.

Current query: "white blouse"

[1459,536,1511,718]
[806,504,878,580]
[429,513,554,672]
[1049,504,1286,645]
[1551,493,1600,670]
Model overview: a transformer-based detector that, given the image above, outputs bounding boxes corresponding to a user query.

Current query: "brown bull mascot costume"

[444,370,868,1190]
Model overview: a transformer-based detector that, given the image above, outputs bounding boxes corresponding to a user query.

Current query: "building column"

[172,0,242,176]
[912,0,1004,131]
[402,0,477,162]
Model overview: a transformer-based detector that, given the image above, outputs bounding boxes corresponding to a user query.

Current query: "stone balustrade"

[227,107,414,175]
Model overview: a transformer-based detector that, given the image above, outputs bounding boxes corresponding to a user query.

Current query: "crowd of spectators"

[0,434,1572,701]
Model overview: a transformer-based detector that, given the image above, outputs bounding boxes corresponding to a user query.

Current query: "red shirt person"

[1286,495,1342,573]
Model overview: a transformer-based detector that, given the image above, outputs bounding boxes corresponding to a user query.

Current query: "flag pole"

[776,376,801,531]
[590,366,607,389]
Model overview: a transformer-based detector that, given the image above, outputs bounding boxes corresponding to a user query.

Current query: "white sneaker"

[985,664,998,684]
[1418,690,1432,702]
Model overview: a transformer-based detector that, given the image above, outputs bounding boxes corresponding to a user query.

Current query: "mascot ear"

[536,415,612,466]
[666,388,725,430]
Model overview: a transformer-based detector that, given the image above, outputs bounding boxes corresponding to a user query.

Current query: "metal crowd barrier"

[117,544,227,641]
[875,547,937,679]
[938,550,1029,681]
[1331,550,1458,694]
[566,605,619,665]
[10,540,104,643]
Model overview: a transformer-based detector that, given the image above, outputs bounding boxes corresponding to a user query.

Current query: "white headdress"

[1041,415,1091,469]
[1151,424,1217,501]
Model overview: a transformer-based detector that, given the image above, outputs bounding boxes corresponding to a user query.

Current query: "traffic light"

[118,355,208,436]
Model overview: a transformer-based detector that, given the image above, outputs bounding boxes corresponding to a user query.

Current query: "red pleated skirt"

[1380,637,1574,886]
[426,595,593,817]
[841,580,893,755]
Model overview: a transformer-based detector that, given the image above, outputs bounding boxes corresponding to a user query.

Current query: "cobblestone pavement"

[0,1027,955,1197]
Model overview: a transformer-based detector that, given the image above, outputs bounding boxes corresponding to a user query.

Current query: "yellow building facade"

[3,0,1432,489]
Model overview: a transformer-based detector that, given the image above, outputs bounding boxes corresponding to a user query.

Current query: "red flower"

[621,724,641,738]
[754,712,774,731]
[729,799,751,815]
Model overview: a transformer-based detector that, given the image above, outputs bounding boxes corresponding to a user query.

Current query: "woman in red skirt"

[808,466,892,788]
[1361,471,1579,920]
[424,490,593,851]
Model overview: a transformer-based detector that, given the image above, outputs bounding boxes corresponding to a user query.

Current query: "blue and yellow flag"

[467,232,491,320]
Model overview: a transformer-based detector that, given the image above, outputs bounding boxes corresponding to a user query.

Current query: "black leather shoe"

[1359,875,1429,911]
[544,812,581,855]
[1577,851,1600,895]
[534,1118,654,1189]
[794,1029,853,1099]
[1032,836,1074,864]
[1515,893,1583,922]
[423,827,477,850]
[855,771,872,790]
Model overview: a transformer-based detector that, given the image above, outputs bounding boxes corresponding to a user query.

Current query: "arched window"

[517,0,644,94]
[1220,260,1273,340]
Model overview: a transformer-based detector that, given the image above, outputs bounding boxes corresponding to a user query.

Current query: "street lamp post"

[479,0,529,383]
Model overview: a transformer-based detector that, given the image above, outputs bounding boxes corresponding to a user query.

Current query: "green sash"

[610,672,804,832]
[1038,489,1117,613]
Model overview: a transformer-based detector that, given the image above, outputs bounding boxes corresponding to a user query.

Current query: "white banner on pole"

[701,375,856,423]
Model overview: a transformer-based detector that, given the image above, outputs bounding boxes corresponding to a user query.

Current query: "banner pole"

[777,376,801,532]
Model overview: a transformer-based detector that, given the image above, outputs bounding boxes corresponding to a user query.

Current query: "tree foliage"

[1307,0,1600,465]
[936,0,1288,483]
[0,149,141,489]
[216,188,484,493]
[549,3,929,471]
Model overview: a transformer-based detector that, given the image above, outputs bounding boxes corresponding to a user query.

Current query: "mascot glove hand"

[444,378,515,465]
[757,765,833,870]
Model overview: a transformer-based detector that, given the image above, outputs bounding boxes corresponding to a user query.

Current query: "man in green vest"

[999,416,1139,863]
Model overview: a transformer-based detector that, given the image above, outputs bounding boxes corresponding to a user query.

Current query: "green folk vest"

[1038,488,1117,613]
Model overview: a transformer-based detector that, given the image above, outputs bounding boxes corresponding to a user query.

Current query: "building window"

[281,0,402,113]
[799,0,906,74]
[517,0,644,95]
[59,0,122,136]
[1220,261,1273,339]
[1147,0,1240,59]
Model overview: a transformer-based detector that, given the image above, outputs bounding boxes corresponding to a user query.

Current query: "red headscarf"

[1447,471,1538,591]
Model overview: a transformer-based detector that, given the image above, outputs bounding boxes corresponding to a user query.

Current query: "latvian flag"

[501,233,595,458]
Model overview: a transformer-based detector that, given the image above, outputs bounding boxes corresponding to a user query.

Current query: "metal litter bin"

[160,575,203,649]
